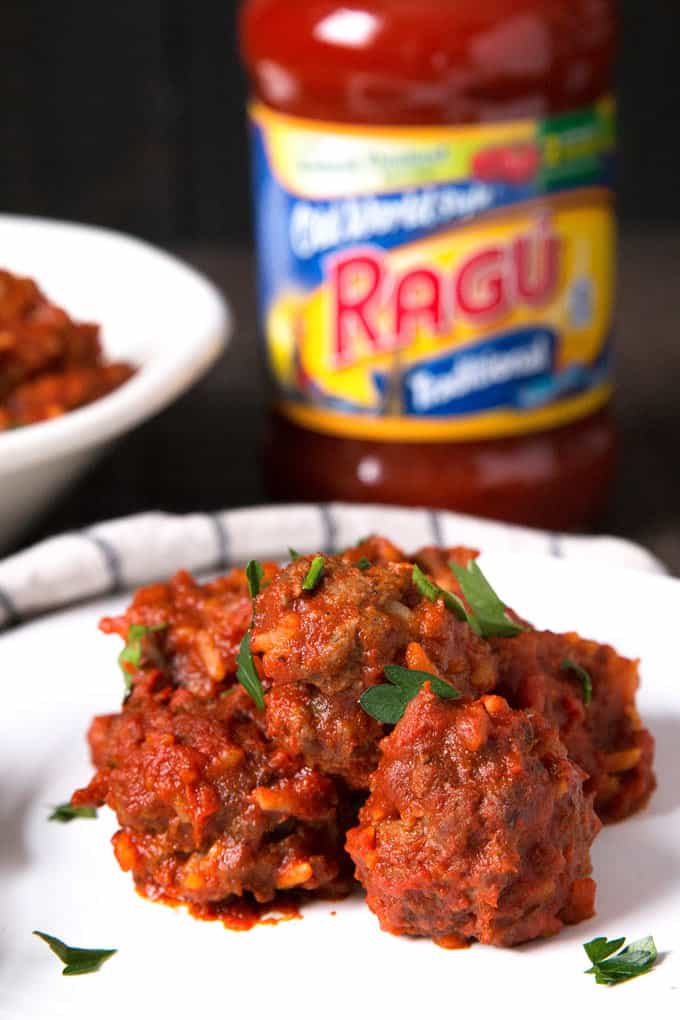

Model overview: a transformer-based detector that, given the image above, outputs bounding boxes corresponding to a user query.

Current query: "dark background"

[2,0,679,243]
[2,1,680,572]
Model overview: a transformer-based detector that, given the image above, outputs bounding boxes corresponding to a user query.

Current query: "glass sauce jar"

[241,0,617,529]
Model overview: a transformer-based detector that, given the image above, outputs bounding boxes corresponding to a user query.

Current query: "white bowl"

[0,215,231,552]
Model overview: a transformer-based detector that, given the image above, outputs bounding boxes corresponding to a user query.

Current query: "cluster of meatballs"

[73,535,655,948]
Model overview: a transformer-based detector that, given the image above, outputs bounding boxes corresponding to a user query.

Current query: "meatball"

[100,565,278,700]
[264,683,385,792]
[346,689,601,947]
[73,686,354,907]
[494,630,656,822]
[251,554,498,787]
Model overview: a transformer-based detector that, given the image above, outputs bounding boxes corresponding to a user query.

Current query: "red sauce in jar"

[241,0,617,530]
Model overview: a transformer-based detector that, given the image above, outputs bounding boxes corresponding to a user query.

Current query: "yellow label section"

[267,192,615,442]
[278,385,612,443]
[251,101,536,200]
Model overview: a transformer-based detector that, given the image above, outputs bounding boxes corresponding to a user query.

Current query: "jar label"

[250,99,616,442]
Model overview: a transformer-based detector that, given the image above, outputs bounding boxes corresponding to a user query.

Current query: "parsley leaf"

[289,547,301,561]
[360,665,460,724]
[33,931,117,976]
[584,937,626,964]
[412,563,442,602]
[302,555,325,591]
[386,666,461,702]
[118,624,167,690]
[562,658,593,705]
[48,803,97,823]
[449,560,523,638]
[359,683,409,724]
[236,632,265,711]
[246,559,264,599]
[412,565,479,633]
[584,935,658,986]
[356,557,371,571]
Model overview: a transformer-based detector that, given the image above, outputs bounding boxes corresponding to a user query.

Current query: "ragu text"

[328,217,561,369]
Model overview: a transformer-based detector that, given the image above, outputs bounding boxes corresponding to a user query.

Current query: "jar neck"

[241,0,616,125]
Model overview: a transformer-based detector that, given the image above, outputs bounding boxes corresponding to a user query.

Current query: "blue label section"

[297,327,611,420]
[368,328,615,420]
[372,328,556,417]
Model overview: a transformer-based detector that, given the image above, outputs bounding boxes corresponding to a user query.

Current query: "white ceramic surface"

[0,215,230,551]
[0,539,677,1020]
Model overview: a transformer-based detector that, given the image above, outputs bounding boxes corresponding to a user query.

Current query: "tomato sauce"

[145,889,304,932]
[241,0,617,529]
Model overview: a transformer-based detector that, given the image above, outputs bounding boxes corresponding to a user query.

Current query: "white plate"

[0,548,678,1020]
[0,215,230,551]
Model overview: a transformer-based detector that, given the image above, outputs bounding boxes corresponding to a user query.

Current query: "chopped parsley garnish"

[413,560,523,639]
[562,658,593,705]
[48,803,97,823]
[360,665,460,724]
[240,561,268,708]
[289,547,301,561]
[412,563,440,602]
[236,632,265,711]
[583,935,658,986]
[246,559,264,599]
[412,564,478,631]
[33,931,117,976]
[118,623,166,690]
[449,560,523,638]
[356,557,371,571]
[302,555,325,591]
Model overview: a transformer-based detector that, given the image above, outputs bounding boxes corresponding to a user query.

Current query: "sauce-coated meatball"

[100,565,278,701]
[73,687,354,907]
[347,689,600,946]
[494,630,656,822]
[251,555,498,787]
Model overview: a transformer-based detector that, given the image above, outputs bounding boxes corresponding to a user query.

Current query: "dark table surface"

[14,227,680,575]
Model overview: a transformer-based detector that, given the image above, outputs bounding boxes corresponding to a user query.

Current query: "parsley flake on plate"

[33,931,117,976]
[583,935,658,986]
